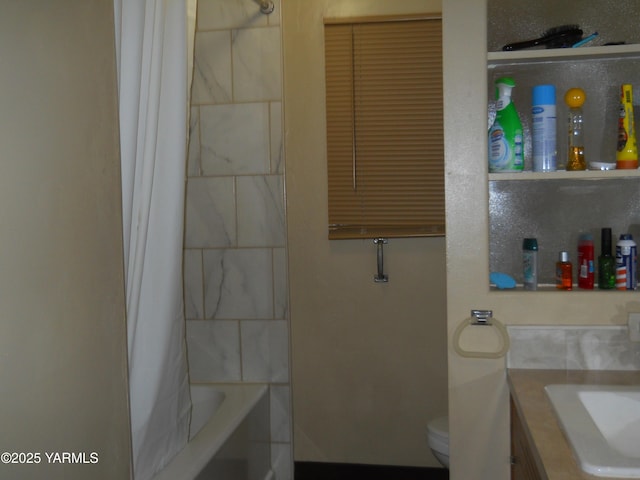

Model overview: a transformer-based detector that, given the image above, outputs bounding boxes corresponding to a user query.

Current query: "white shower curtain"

[113,1,197,479]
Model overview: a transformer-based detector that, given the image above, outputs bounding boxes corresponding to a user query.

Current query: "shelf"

[488,169,640,181]
[490,285,637,293]
[487,43,640,67]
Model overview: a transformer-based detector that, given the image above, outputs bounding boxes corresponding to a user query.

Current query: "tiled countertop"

[507,369,640,480]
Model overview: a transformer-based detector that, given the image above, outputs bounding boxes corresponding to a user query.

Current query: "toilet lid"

[427,416,449,438]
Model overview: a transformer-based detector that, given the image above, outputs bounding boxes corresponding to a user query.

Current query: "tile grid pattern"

[183,1,291,478]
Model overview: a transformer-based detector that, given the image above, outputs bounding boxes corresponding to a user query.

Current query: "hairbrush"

[502,25,583,51]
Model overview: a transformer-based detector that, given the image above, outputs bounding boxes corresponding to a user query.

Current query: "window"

[324,16,444,239]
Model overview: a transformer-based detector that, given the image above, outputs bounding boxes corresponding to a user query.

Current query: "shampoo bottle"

[489,77,524,172]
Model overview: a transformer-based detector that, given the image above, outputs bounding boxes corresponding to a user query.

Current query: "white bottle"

[616,234,637,290]
[532,84,557,172]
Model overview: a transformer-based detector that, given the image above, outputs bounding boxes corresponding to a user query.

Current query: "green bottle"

[598,228,616,289]
[488,77,524,172]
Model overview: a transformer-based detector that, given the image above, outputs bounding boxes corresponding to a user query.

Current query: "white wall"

[0,2,131,479]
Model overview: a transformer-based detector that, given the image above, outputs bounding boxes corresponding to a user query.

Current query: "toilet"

[427,416,449,468]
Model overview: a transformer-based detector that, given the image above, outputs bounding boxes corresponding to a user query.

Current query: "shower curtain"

[113,1,197,478]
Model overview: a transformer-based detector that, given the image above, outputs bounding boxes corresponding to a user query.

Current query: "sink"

[545,384,640,478]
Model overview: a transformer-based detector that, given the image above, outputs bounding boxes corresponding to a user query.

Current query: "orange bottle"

[556,251,573,290]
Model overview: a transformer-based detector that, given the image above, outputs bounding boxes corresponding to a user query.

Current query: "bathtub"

[152,383,272,480]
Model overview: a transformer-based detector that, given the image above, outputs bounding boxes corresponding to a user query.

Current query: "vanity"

[509,369,640,479]
[505,324,640,479]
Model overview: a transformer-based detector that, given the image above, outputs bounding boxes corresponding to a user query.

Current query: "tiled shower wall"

[183,1,291,478]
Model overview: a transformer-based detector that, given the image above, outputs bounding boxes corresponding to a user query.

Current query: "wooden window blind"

[324,16,444,239]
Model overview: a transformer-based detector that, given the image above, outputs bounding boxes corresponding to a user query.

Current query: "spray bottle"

[489,77,524,172]
[616,84,638,169]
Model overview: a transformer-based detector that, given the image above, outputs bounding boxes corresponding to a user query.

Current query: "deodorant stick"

[532,85,557,172]
[523,238,538,290]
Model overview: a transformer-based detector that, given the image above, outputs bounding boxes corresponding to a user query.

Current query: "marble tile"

[240,320,289,382]
[184,249,204,320]
[232,26,282,102]
[200,103,270,175]
[192,31,232,105]
[270,385,291,443]
[203,248,273,319]
[186,320,241,382]
[185,177,236,248]
[271,442,292,480]
[237,175,285,247]
[273,247,288,320]
[187,107,201,176]
[567,327,640,371]
[508,325,640,371]
[197,0,267,31]
[507,327,567,369]
[266,0,281,27]
[270,102,283,173]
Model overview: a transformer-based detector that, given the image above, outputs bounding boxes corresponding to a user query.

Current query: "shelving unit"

[486,35,640,287]
[488,43,640,66]
[489,169,640,181]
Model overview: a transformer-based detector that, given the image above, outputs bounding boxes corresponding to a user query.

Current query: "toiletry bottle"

[556,251,572,290]
[616,84,638,169]
[564,87,586,171]
[532,84,557,172]
[489,77,524,173]
[577,233,594,289]
[598,228,616,290]
[616,233,637,290]
[522,238,538,290]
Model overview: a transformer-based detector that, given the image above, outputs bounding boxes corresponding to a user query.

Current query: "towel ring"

[453,310,510,359]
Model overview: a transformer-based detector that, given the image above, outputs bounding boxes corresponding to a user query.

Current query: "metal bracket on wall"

[373,238,389,283]
[471,309,493,325]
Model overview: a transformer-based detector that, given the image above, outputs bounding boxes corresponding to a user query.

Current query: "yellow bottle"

[616,84,638,169]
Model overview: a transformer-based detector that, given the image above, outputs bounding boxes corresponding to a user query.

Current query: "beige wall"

[0,2,131,479]
[283,0,447,467]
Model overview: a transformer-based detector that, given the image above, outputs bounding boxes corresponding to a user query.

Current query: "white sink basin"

[545,384,640,478]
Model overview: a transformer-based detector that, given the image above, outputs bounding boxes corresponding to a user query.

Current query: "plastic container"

[616,84,638,169]
[489,77,524,172]
[598,228,616,290]
[577,233,594,289]
[564,87,586,171]
[522,238,538,290]
[531,85,557,172]
[556,251,573,290]
[616,233,637,290]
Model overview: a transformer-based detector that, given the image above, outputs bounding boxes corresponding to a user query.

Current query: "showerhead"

[254,0,274,15]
